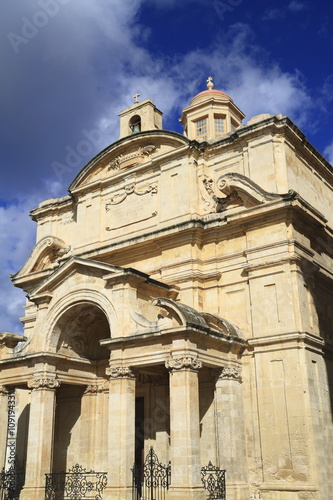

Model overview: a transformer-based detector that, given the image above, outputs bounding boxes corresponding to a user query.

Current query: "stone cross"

[134,92,140,103]
[206,76,214,90]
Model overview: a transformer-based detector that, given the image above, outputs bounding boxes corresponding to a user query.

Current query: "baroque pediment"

[200,172,296,213]
[69,131,189,192]
[11,236,71,291]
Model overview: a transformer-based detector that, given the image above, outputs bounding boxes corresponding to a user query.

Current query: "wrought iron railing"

[0,464,25,500]
[201,461,226,500]
[45,464,107,500]
[132,447,171,500]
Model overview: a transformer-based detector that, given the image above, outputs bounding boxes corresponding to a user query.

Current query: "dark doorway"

[135,397,144,467]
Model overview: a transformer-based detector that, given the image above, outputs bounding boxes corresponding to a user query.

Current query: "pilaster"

[166,355,206,500]
[80,385,100,469]
[20,375,59,500]
[214,365,249,500]
[105,365,136,500]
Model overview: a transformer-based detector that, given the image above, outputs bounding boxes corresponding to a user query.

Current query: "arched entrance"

[55,302,111,361]
[52,303,111,475]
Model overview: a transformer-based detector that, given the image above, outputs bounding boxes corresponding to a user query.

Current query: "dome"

[190,89,230,106]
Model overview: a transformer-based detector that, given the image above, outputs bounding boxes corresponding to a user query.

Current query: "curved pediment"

[11,236,71,291]
[152,298,243,339]
[69,130,190,192]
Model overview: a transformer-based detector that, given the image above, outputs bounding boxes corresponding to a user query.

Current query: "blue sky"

[1,0,333,333]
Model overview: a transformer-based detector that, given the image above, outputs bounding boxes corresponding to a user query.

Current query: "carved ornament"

[198,174,216,213]
[0,385,9,395]
[84,384,102,394]
[107,144,156,171]
[106,366,135,379]
[165,356,202,372]
[105,183,157,208]
[215,366,242,382]
[28,377,60,391]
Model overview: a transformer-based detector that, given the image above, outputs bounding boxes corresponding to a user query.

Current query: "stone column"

[0,386,9,470]
[20,376,59,500]
[81,384,108,472]
[214,366,249,500]
[105,366,136,500]
[166,356,206,500]
[80,385,99,469]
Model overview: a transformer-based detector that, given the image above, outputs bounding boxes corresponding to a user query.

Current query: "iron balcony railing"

[45,464,107,500]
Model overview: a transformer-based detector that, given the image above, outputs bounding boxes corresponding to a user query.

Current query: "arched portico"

[42,288,118,354]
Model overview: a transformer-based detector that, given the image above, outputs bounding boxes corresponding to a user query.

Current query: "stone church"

[1,77,333,500]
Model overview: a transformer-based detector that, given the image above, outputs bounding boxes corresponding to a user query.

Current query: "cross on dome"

[206,76,214,90]
[134,92,140,103]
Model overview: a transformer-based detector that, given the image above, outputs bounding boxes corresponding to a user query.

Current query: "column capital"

[84,384,99,394]
[165,356,202,372]
[0,385,9,395]
[106,365,135,379]
[28,376,60,391]
[213,365,242,382]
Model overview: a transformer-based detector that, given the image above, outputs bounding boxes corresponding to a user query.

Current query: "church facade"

[1,79,333,500]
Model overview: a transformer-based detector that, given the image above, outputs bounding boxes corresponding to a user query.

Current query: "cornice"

[207,114,333,178]
[247,331,325,353]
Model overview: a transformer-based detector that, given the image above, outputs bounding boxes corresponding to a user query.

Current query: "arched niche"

[129,114,141,134]
[54,302,110,360]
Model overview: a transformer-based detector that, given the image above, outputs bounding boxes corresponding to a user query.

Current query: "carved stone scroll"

[105,183,157,208]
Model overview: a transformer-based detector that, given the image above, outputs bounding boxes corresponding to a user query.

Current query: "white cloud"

[288,1,307,12]
[262,8,284,21]
[0,198,37,334]
[263,2,306,21]
[126,24,313,129]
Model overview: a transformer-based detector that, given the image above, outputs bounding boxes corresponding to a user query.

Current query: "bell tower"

[180,77,245,142]
[119,93,163,139]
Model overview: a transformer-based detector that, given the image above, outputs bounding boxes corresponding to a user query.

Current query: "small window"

[196,118,207,140]
[214,116,225,138]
